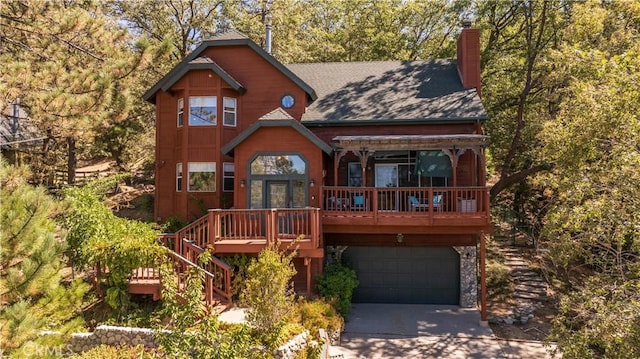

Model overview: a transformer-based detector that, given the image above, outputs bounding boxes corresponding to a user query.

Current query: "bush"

[294,299,344,338]
[69,344,155,358]
[223,254,255,300]
[486,259,513,298]
[240,241,297,350]
[316,264,358,317]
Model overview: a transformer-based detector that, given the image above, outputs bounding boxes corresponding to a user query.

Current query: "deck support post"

[479,232,488,325]
[304,257,312,295]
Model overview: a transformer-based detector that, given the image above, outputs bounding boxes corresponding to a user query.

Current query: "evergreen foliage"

[60,179,163,312]
[0,159,87,355]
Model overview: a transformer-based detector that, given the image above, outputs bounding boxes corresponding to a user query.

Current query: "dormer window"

[223,97,237,127]
[189,96,216,126]
[177,98,184,127]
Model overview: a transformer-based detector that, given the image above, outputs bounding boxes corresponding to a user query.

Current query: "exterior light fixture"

[240,179,246,188]
[309,179,315,187]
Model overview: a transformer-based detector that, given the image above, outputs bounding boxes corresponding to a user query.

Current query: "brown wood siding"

[325,233,476,247]
[155,45,311,221]
[201,46,307,129]
[233,126,325,210]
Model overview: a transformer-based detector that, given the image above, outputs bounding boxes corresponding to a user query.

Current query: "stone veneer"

[453,246,477,308]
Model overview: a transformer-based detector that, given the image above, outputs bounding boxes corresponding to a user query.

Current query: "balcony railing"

[322,186,489,215]
[174,208,321,254]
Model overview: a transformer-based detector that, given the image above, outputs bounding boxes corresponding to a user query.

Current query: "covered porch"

[323,134,491,232]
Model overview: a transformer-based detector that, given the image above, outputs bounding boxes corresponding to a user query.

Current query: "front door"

[267,181,289,208]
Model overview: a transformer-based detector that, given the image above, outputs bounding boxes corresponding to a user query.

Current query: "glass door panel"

[375,164,398,187]
[267,181,289,208]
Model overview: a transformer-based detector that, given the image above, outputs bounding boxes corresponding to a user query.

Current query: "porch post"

[355,148,373,187]
[333,149,347,186]
[479,232,488,325]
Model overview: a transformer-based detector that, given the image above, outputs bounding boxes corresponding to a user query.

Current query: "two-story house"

[143,25,491,321]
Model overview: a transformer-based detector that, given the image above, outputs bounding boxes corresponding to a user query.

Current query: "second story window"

[189,96,216,126]
[177,98,184,127]
[176,163,183,191]
[223,97,237,127]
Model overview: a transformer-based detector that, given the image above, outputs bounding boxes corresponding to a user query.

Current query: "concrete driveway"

[334,304,556,359]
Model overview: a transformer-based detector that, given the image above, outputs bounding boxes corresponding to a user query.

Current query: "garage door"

[343,246,459,304]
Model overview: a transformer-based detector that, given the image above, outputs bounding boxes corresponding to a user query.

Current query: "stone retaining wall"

[68,325,159,353]
[67,325,313,357]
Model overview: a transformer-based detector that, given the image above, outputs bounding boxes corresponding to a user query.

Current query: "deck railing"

[322,186,489,215]
[175,208,321,251]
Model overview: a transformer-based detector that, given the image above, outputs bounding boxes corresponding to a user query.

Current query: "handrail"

[322,186,489,215]
[180,239,233,305]
[165,250,224,307]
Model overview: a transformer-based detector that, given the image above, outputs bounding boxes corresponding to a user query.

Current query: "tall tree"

[477,0,568,201]
[105,0,227,64]
[0,158,87,354]
[539,1,640,356]
[0,0,154,183]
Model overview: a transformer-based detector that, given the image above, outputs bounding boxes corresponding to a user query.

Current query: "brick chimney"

[457,21,481,96]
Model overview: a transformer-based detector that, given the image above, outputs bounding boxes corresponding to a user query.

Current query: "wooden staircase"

[127,216,233,307]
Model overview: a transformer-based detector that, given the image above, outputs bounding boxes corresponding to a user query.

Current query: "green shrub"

[69,344,155,358]
[240,241,297,346]
[161,215,187,233]
[294,299,344,338]
[223,254,255,299]
[486,259,513,298]
[316,264,358,317]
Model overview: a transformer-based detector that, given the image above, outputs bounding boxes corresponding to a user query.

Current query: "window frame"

[188,162,216,192]
[177,98,184,127]
[188,96,217,126]
[176,163,183,191]
[223,162,235,192]
[223,97,237,127]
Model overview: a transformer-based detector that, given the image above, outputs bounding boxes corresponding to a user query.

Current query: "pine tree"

[0,0,157,183]
[0,158,87,354]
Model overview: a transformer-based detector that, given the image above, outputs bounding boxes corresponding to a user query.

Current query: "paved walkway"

[330,304,556,359]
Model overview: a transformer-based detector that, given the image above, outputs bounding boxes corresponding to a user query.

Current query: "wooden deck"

[322,186,492,234]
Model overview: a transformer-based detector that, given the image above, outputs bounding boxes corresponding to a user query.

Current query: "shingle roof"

[286,60,487,123]
[143,56,245,100]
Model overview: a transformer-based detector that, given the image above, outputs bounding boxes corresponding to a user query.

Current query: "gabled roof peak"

[259,107,295,121]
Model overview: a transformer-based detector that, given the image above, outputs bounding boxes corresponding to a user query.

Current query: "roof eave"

[302,116,489,127]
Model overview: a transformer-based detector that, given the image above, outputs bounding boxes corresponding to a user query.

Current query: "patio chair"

[408,195,429,211]
[352,194,367,211]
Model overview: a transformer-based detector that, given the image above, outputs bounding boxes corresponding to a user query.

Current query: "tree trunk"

[67,137,77,185]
